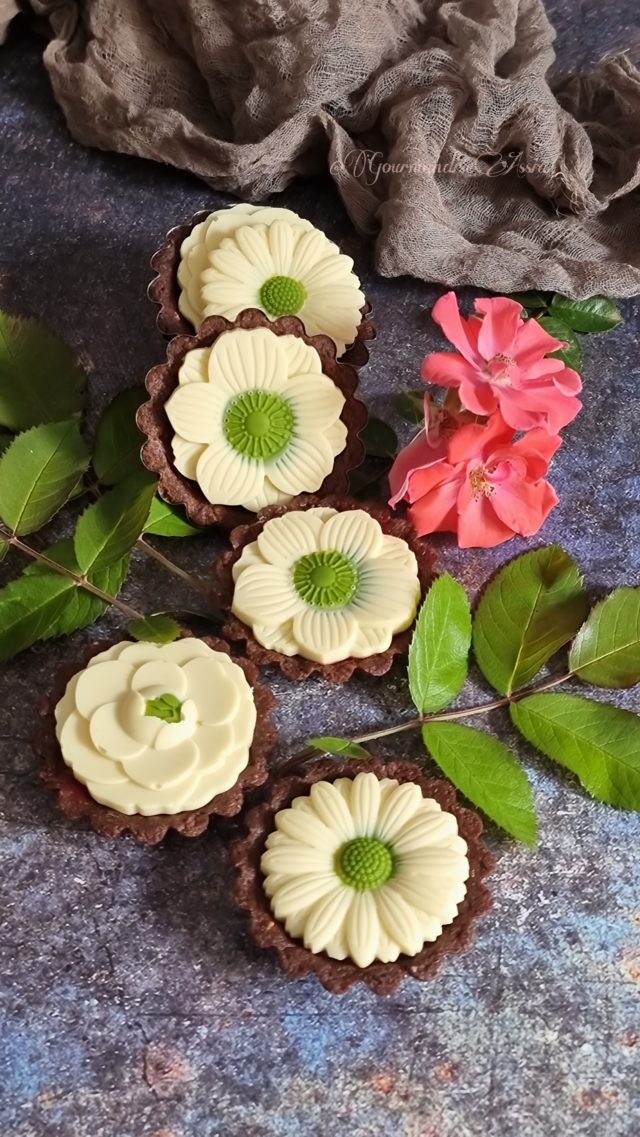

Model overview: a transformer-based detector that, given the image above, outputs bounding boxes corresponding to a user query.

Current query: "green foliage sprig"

[0,311,215,659]
[300,547,640,844]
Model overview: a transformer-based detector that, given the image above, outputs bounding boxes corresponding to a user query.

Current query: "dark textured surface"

[1,11,640,1137]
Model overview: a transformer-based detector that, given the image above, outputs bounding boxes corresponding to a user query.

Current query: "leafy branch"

[299,547,640,845]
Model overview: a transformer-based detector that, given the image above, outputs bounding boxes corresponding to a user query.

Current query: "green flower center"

[336,837,395,891]
[224,390,295,459]
[259,275,307,318]
[145,693,183,723]
[293,550,359,609]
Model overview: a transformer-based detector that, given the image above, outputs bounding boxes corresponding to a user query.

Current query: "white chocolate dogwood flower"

[165,328,347,511]
[178,204,314,329]
[54,639,257,816]
[193,218,365,356]
[261,772,469,967]
[231,507,421,664]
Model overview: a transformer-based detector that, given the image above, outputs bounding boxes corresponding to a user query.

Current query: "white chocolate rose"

[54,639,256,816]
[232,507,421,664]
[165,327,347,511]
[261,772,469,968]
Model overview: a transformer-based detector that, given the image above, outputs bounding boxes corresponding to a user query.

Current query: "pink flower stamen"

[485,353,515,386]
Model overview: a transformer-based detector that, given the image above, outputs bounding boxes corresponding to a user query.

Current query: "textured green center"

[293,550,359,609]
[224,390,294,459]
[145,693,183,723]
[259,274,307,318]
[336,837,395,891]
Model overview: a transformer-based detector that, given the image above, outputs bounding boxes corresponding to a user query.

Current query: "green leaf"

[0,574,73,661]
[93,387,147,485]
[511,693,640,809]
[23,538,131,639]
[509,291,549,310]
[422,721,538,844]
[143,497,201,538]
[472,546,588,696]
[549,294,624,333]
[308,736,371,759]
[0,311,86,430]
[127,614,182,645]
[74,471,157,573]
[569,588,640,688]
[394,390,425,424]
[408,574,471,713]
[538,315,584,372]
[0,420,90,535]
[145,693,183,722]
[361,417,398,459]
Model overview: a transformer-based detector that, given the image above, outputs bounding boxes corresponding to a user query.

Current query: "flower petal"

[474,296,523,359]
[351,563,420,628]
[268,434,335,495]
[74,661,131,720]
[346,891,381,967]
[431,291,482,365]
[261,845,332,875]
[172,436,207,479]
[375,885,425,956]
[302,886,354,955]
[349,771,382,836]
[421,351,480,390]
[268,874,338,917]
[280,335,322,376]
[196,440,265,506]
[182,656,242,723]
[165,383,227,444]
[284,374,345,433]
[392,810,459,854]
[207,326,285,394]
[351,623,394,657]
[274,807,339,851]
[375,782,425,842]
[308,780,356,840]
[251,621,300,656]
[178,347,211,386]
[318,509,383,561]
[190,721,235,768]
[232,563,301,624]
[131,660,187,699]
[89,702,147,760]
[256,509,327,566]
[122,739,199,790]
[457,493,515,549]
[58,712,128,784]
[292,607,358,664]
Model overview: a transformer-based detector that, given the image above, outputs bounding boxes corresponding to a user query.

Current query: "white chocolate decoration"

[165,327,347,511]
[177,205,365,355]
[261,772,469,967]
[54,639,257,816]
[232,507,421,664]
[178,204,314,329]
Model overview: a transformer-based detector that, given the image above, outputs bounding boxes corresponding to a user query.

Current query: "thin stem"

[0,527,144,621]
[278,671,575,773]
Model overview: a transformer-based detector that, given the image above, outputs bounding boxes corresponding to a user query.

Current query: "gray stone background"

[1,6,639,1136]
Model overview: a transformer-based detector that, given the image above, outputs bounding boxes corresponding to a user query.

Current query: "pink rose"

[395,412,561,548]
[422,292,582,434]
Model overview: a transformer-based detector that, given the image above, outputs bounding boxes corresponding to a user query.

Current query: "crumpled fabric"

[12,0,640,296]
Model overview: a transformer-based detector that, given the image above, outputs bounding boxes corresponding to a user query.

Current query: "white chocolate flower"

[261,772,469,967]
[178,204,314,330]
[164,328,348,511]
[180,209,365,356]
[54,639,257,816]
[232,507,421,664]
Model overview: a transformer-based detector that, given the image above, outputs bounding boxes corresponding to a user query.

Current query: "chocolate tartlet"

[147,208,375,369]
[137,310,368,530]
[35,635,277,845]
[230,758,495,995]
[213,495,436,682]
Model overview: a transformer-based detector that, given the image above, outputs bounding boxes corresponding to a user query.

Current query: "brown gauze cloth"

[13,0,640,295]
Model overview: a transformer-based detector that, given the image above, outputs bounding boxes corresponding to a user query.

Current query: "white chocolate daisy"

[178,204,314,329]
[54,640,257,816]
[261,772,469,967]
[179,211,365,356]
[232,507,421,664]
[164,327,348,511]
